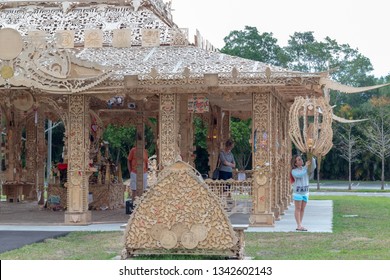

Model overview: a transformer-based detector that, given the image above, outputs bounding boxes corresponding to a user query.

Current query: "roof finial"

[133,0,141,12]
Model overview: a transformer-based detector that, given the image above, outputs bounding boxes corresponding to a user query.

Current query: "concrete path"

[3,187,390,254]
[232,200,333,233]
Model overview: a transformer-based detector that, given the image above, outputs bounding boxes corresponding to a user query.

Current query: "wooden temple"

[0,0,327,226]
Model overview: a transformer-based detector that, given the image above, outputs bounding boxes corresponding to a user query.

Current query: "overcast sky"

[171,0,389,77]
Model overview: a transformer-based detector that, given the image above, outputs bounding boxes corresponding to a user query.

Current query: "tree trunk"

[348,161,352,190]
[381,157,385,190]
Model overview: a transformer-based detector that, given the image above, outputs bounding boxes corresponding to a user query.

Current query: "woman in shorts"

[291,155,316,231]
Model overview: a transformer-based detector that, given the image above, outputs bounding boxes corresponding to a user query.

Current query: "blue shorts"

[293,193,309,202]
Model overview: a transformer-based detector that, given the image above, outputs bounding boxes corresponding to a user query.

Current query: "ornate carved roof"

[0,0,324,109]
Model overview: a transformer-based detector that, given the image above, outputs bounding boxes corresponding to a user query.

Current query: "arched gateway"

[0,0,373,226]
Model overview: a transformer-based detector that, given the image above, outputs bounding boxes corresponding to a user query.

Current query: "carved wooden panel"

[84,29,103,48]
[124,161,238,256]
[250,92,274,225]
[67,95,90,213]
[159,93,177,167]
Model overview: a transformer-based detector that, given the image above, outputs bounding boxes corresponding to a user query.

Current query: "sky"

[170,0,390,77]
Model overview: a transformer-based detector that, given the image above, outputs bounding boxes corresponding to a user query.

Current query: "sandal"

[296,227,308,231]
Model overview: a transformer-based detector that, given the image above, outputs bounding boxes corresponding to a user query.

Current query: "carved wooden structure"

[0,0,355,230]
[123,161,244,259]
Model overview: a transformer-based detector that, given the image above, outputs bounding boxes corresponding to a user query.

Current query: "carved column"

[136,104,145,198]
[281,105,290,210]
[36,109,46,204]
[159,93,178,167]
[250,91,274,226]
[269,94,281,221]
[0,106,5,184]
[222,110,231,145]
[178,93,191,162]
[65,95,91,224]
[277,98,285,216]
[208,105,222,176]
[5,110,23,182]
[286,106,293,205]
[25,116,36,183]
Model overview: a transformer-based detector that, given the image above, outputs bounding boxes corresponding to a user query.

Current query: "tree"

[284,31,330,73]
[335,122,362,190]
[230,118,252,171]
[102,123,156,178]
[362,97,390,189]
[193,117,209,175]
[220,26,289,67]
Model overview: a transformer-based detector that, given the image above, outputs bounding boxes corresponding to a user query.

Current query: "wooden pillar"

[277,103,284,213]
[159,93,178,167]
[208,105,222,177]
[222,110,231,145]
[0,107,5,184]
[136,105,145,198]
[280,104,289,211]
[36,109,46,204]
[178,93,191,162]
[5,110,22,182]
[250,91,274,226]
[286,106,293,205]
[25,116,36,183]
[271,95,281,220]
[65,95,91,224]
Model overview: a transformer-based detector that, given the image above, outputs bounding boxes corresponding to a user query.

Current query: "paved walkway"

[0,199,332,231]
[0,199,333,254]
[2,187,390,254]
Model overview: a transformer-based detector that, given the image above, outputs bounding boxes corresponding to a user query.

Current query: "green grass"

[0,232,124,260]
[1,196,390,260]
[246,196,390,260]
[310,189,390,193]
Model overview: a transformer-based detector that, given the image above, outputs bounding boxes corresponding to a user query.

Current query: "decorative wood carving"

[250,92,274,226]
[159,93,178,167]
[123,161,239,258]
[66,95,91,223]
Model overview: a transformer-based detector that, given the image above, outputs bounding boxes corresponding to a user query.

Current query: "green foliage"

[103,124,136,163]
[193,117,208,149]
[230,118,252,170]
[193,117,209,175]
[220,26,289,67]
[102,123,156,178]
[220,25,390,181]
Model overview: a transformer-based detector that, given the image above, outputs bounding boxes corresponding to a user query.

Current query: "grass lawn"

[247,196,390,259]
[1,196,390,260]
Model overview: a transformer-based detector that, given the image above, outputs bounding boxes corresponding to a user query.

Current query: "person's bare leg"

[300,201,307,229]
[132,190,136,201]
[294,200,302,229]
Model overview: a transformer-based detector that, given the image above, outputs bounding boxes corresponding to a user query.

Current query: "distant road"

[310,182,389,190]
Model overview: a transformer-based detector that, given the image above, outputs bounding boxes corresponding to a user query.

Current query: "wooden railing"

[204,178,253,215]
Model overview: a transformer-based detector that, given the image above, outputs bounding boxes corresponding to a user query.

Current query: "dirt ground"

[0,200,129,225]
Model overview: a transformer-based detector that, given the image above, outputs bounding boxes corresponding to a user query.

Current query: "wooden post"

[159,93,178,167]
[250,91,274,226]
[36,108,45,205]
[65,95,91,224]
[136,104,145,199]
[270,95,280,220]
[178,93,190,162]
